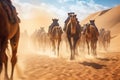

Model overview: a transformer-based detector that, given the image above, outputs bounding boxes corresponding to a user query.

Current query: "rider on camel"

[48,19,59,33]
[89,20,99,32]
[63,12,74,31]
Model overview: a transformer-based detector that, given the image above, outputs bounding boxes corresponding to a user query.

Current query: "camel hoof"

[75,53,79,56]
[9,76,13,80]
[70,57,74,60]
[94,55,97,58]
[4,77,9,80]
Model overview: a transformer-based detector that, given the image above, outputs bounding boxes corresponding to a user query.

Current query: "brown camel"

[104,30,111,48]
[0,2,20,80]
[77,26,86,52]
[84,23,99,56]
[98,28,105,48]
[49,26,63,56]
[37,27,48,50]
[99,29,111,50]
[65,14,81,60]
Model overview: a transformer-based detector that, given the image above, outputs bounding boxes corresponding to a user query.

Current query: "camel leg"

[1,39,9,80]
[91,40,97,57]
[65,39,69,53]
[94,41,97,56]
[0,63,2,75]
[51,40,55,55]
[57,39,61,56]
[0,40,2,74]
[67,37,73,60]
[83,40,86,52]
[90,41,93,55]
[10,28,20,80]
[54,40,57,55]
[86,39,90,55]
[73,37,79,56]
[0,57,2,74]
[3,52,9,80]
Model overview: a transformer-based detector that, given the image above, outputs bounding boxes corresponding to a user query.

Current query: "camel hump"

[0,0,19,24]
[90,25,95,29]
[90,25,99,36]
[52,26,60,31]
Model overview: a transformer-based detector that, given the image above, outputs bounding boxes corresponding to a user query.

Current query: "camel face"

[52,19,59,23]
[90,20,95,24]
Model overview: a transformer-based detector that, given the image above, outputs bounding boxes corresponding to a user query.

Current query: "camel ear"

[68,13,71,16]
[74,15,77,17]
[93,19,95,22]
[90,20,94,22]
[69,15,72,17]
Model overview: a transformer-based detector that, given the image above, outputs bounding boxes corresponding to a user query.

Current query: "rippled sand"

[11,51,120,80]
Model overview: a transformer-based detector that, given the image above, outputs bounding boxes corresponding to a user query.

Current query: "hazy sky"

[16,0,120,7]
[12,0,120,34]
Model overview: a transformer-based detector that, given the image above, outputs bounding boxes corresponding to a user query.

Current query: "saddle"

[0,0,20,24]
[49,23,59,33]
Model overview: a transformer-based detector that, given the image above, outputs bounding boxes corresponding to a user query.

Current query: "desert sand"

[13,51,120,80]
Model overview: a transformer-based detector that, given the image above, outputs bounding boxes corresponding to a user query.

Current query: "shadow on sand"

[111,35,118,39]
[80,62,106,69]
[97,57,118,61]
[97,58,110,61]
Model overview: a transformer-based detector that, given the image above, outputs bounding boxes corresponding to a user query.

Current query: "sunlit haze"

[12,0,120,35]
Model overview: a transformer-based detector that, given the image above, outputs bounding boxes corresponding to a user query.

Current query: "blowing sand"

[1,5,120,80]
[12,5,120,80]
[11,51,120,80]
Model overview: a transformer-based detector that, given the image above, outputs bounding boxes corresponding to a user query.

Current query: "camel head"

[89,20,95,24]
[52,18,59,23]
[68,12,75,16]
[70,14,77,23]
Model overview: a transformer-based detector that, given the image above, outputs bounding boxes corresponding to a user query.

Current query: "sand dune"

[81,5,120,52]
[96,5,120,30]
[98,9,111,16]
[81,12,100,25]
[81,5,120,31]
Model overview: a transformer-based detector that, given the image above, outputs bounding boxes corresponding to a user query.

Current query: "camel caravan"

[0,0,111,80]
[31,12,111,60]
[98,28,111,50]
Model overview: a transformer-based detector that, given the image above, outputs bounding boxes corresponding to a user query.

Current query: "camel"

[0,2,20,80]
[99,28,111,50]
[77,31,86,52]
[65,13,81,60]
[36,27,46,50]
[30,30,38,49]
[48,19,63,56]
[105,30,111,48]
[77,26,86,52]
[83,22,99,56]
[98,28,105,48]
